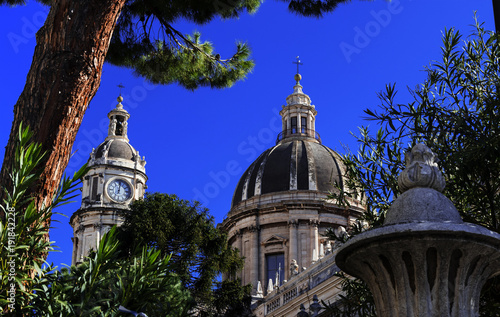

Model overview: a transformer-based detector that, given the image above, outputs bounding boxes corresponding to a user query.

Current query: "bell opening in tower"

[291,117,297,134]
[115,116,125,136]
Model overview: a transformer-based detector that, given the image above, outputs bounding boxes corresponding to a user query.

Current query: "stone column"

[236,229,244,281]
[297,113,302,134]
[336,144,500,317]
[288,219,298,278]
[249,225,260,292]
[308,113,313,137]
[309,219,319,265]
[286,112,291,134]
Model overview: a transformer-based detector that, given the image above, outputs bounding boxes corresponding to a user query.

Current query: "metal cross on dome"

[118,83,125,96]
[293,56,303,74]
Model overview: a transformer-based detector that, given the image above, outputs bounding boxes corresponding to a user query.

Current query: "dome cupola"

[277,63,320,144]
[231,66,344,208]
[220,63,364,298]
[89,96,146,173]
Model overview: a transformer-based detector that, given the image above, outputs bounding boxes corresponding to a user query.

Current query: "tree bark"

[0,0,126,229]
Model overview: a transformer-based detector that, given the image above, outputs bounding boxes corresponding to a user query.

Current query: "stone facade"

[253,250,343,317]
[220,72,365,316]
[70,96,147,265]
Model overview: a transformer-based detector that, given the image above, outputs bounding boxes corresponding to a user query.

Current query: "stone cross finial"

[398,143,445,193]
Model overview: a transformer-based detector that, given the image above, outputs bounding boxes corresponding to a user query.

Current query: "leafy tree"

[0,0,351,248]
[327,19,500,315]
[0,125,191,316]
[118,192,251,316]
[32,227,192,317]
[0,124,86,315]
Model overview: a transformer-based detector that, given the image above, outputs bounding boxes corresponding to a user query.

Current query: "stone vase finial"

[336,143,500,317]
[398,143,445,193]
[384,144,462,225]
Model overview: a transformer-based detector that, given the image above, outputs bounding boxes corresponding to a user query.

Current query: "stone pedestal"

[336,144,500,317]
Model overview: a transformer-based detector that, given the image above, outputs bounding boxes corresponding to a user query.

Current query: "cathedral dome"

[87,95,146,174]
[95,139,137,161]
[220,68,365,298]
[231,139,345,207]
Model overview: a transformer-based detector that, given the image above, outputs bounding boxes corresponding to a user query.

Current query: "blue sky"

[0,0,495,267]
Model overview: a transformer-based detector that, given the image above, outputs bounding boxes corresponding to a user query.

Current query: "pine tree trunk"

[0,0,125,229]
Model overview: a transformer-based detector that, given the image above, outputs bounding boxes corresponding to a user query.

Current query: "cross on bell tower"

[118,83,124,96]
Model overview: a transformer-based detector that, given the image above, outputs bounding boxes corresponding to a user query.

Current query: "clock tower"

[70,95,147,265]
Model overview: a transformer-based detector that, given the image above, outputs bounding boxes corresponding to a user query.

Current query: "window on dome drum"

[266,253,285,289]
[291,117,297,134]
[91,176,98,201]
[301,117,307,133]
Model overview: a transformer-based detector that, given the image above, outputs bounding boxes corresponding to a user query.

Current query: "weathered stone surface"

[336,222,500,317]
[220,74,365,299]
[336,144,500,317]
[70,97,147,265]
[385,187,462,225]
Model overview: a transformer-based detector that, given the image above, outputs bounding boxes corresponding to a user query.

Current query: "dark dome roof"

[95,139,136,160]
[231,140,345,207]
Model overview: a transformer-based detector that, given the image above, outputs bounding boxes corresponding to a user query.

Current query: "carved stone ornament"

[290,259,299,276]
[309,219,319,227]
[336,143,500,317]
[398,143,445,193]
[288,219,299,227]
[248,224,260,232]
[77,224,85,233]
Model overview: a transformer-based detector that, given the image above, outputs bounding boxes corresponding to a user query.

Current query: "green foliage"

[0,124,87,315]
[0,125,191,316]
[322,272,376,317]
[31,227,192,317]
[1,0,357,90]
[119,192,250,316]
[328,18,500,316]
[280,0,353,17]
[105,0,263,90]
[211,279,253,317]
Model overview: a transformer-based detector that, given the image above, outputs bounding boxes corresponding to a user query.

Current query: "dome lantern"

[277,57,320,144]
[106,95,131,142]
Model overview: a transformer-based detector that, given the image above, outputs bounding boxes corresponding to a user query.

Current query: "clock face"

[107,179,132,202]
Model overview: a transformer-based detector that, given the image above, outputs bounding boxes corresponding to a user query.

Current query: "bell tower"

[70,95,147,265]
